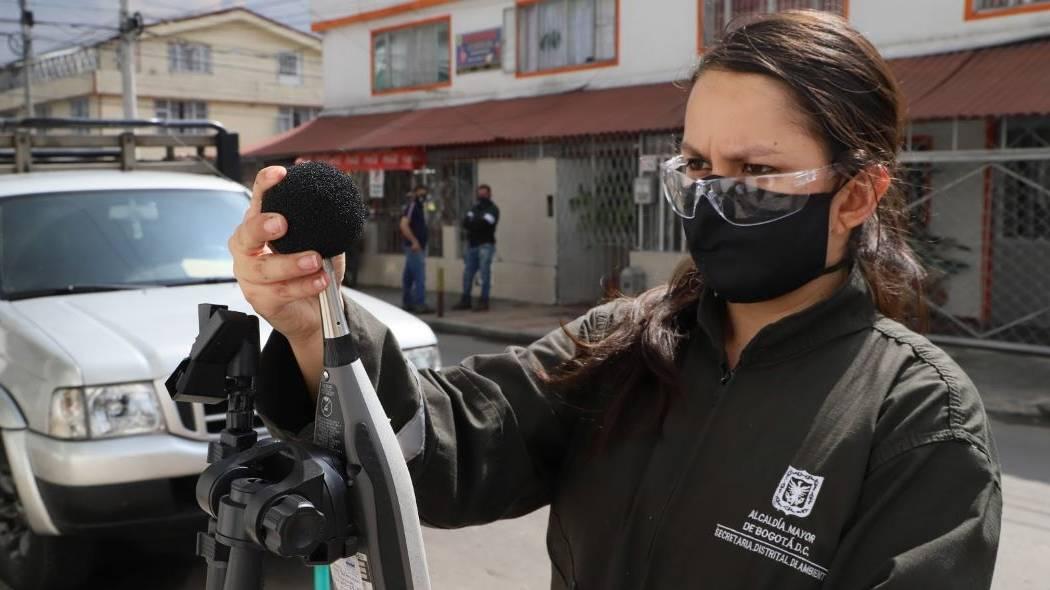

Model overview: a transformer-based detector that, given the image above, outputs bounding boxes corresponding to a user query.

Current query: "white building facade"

[249,0,1050,350]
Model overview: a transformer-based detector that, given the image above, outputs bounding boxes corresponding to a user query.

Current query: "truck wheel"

[0,442,94,590]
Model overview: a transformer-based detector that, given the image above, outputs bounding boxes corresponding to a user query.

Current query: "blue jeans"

[462,243,495,302]
[402,247,426,308]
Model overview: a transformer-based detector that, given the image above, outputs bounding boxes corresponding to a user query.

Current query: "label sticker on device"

[330,554,373,590]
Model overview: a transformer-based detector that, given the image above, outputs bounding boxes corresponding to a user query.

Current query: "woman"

[231,11,1001,589]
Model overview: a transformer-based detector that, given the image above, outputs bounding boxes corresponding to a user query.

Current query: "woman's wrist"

[284,325,325,400]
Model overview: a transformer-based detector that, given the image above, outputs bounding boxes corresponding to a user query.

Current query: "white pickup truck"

[0,121,440,589]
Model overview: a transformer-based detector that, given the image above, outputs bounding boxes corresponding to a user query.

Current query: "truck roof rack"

[0,118,241,180]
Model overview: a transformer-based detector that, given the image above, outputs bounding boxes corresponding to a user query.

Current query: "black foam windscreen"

[261,161,368,259]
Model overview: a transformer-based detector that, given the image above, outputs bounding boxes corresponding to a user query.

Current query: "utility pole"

[18,0,33,117]
[118,0,140,118]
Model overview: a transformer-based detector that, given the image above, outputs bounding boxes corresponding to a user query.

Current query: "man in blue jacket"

[399,185,433,314]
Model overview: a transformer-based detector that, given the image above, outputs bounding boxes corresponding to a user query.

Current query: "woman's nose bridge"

[708,152,742,177]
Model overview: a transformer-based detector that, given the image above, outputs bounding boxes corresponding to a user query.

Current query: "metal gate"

[901,117,1050,354]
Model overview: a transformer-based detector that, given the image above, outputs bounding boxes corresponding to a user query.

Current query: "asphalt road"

[65,334,1050,589]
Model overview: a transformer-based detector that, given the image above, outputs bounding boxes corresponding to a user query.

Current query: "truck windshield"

[0,189,249,300]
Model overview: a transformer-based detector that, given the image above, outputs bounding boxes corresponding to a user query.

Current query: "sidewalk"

[361,286,589,345]
[359,287,1050,426]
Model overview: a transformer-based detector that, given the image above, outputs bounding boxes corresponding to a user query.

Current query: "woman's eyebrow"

[680,141,704,157]
[722,144,783,160]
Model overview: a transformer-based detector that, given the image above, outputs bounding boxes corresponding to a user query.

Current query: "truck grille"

[202,401,266,434]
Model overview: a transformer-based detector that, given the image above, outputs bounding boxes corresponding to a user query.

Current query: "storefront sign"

[456,28,502,74]
[297,148,426,172]
[368,170,385,199]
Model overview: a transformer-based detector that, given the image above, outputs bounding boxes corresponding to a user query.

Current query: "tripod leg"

[198,520,228,590]
[223,543,265,590]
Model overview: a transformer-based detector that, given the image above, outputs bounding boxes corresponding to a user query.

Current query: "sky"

[0,0,313,65]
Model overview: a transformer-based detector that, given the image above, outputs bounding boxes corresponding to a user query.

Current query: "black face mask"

[683,190,847,303]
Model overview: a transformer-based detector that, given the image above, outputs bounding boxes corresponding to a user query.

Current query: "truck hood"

[10,283,436,385]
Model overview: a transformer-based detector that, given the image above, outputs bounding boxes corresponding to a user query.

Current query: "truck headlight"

[49,383,165,439]
[403,346,442,371]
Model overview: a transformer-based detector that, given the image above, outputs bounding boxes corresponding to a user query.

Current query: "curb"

[424,319,1050,428]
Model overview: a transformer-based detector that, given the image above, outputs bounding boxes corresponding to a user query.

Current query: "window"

[276,106,319,133]
[967,0,1050,18]
[372,17,451,94]
[70,97,89,118]
[0,189,248,296]
[168,41,212,74]
[155,99,208,133]
[517,0,617,76]
[699,0,847,48]
[277,52,302,86]
[70,97,90,134]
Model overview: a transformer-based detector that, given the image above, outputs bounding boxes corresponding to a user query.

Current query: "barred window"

[155,99,207,120]
[277,52,302,86]
[699,0,848,48]
[973,0,1050,11]
[276,106,319,133]
[517,0,617,74]
[168,41,212,74]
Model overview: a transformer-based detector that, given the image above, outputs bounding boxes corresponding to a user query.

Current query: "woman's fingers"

[247,166,287,219]
[240,272,329,315]
[234,249,323,285]
[229,211,286,258]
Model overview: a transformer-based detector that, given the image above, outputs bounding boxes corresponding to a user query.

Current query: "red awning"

[244,82,689,160]
[245,37,1050,161]
[890,36,1050,121]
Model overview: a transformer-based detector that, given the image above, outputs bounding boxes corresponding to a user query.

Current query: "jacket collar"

[695,267,877,367]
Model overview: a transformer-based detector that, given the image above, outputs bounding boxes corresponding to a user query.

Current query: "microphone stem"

[318,258,349,340]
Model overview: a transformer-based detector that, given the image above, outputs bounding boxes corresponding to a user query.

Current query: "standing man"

[400,185,433,314]
[454,184,499,312]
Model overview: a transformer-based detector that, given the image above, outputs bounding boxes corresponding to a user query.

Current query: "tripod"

[167,305,357,590]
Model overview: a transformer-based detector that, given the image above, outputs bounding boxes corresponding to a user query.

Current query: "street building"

[0,7,322,151]
[245,0,1050,352]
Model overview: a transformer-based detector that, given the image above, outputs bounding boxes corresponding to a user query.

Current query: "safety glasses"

[659,155,845,226]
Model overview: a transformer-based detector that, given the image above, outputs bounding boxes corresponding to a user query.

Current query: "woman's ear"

[830,164,890,235]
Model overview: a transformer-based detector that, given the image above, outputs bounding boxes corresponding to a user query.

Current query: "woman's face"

[683,69,854,267]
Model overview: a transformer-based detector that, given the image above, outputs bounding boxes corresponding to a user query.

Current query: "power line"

[0,17,117,31]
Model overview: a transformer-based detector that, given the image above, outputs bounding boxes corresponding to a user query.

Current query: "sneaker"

[451,300,472,311]
[472,301,490,312]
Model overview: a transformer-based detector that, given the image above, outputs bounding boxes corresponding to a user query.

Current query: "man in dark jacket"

[454,184,500,312]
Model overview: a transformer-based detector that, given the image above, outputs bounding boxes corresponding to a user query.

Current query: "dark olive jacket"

[255,272,1001,589]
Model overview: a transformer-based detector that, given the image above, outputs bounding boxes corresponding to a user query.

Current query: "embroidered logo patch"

[772,466,824,518]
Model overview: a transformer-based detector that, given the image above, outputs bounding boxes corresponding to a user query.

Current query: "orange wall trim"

[965,0,1050,20]
[313,0,457,32]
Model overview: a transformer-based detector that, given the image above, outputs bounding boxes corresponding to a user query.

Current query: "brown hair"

[543,10,927,437]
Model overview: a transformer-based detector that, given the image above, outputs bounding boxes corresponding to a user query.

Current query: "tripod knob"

[261,494,326,557]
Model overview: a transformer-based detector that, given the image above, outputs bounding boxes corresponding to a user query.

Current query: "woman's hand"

[229,166,346,344]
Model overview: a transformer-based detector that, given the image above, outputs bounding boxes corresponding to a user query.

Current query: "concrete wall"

[314,0,1050,114]
[317,0,699,113]
[851,0,1050,58]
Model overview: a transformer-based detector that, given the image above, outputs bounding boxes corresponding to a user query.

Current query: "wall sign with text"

[456,28,502,74]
